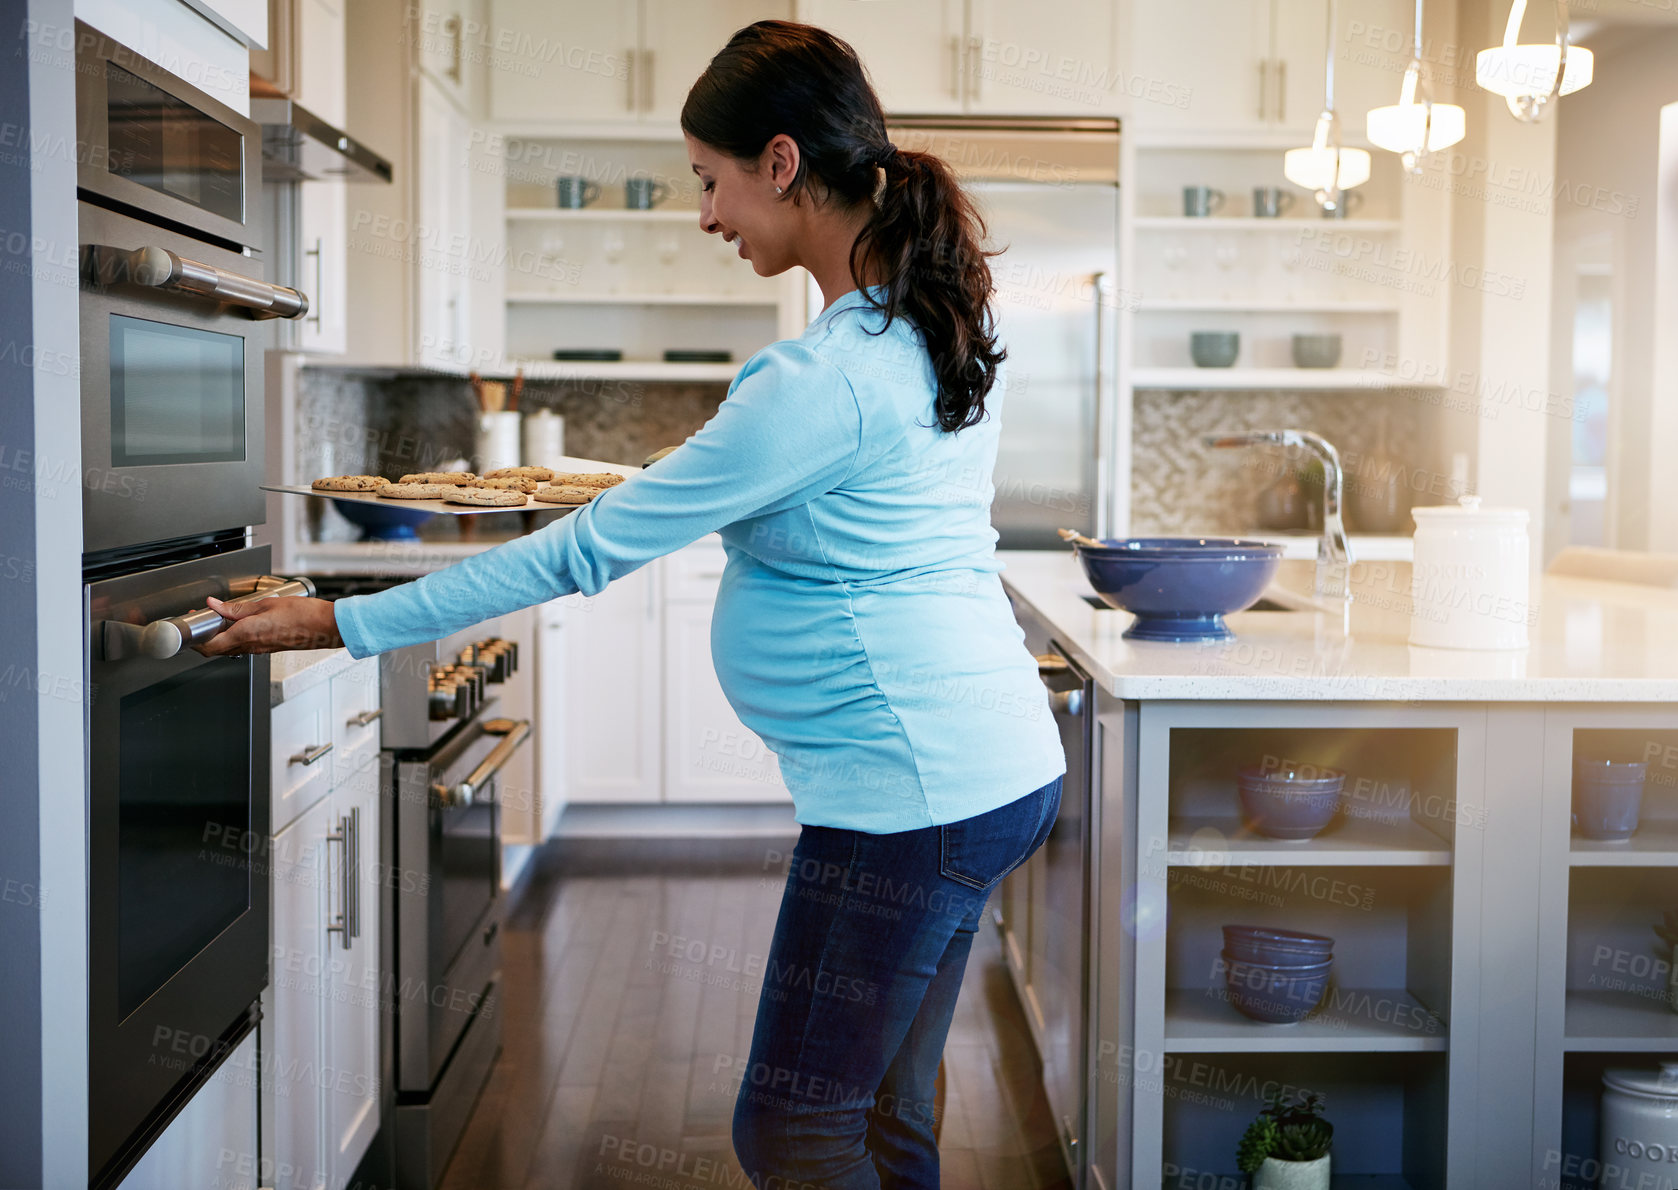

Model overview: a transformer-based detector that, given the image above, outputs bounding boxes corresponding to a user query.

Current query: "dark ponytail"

[680,21,1004,432]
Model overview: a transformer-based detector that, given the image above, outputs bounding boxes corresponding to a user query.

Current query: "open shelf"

[1136,299,1402,313]
[1564,991,1678,1051]
[505,292,779,307]
[1134,216,1401,232]
[1156,1052,1447,1188]
[1165,815,1453,867]
[1164,986,1447,1052]
[495,358,740,384]
[1131,367,1438,391]
[506,206,695,222]
[1570,819,1678,865]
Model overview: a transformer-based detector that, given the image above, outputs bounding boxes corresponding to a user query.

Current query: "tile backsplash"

[296,366,727,542]
[1129,388,1448,536]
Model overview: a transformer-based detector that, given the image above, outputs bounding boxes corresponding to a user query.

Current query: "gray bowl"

[1191,332,1240,368]
[1292,333,1343,369]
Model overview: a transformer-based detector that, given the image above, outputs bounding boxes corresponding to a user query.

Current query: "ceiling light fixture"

[1284,0,1372,213]
[1475,0,1593,123]
[1367,0,1466,171]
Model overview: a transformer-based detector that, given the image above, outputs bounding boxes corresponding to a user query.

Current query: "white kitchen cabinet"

[562,565,662,802]
[534,598,568,838]
[411,0,483,108]
[1126,0,1416,136]
[272,681,332,835]
[641,0,795,121]
[966,0,1116,116]
[296,182,348,355]
[252,0,346,125]
[800,0,965,115]
[488,0,790,126]
[414,74,472,370]
[269,658,381,1190]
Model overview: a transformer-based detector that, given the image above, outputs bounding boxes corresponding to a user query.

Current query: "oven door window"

[104,62,244,223]
[117,661,252,1020]
[109,314,245,467]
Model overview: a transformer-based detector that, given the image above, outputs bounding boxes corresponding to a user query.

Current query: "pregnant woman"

[204,20,1065,1188]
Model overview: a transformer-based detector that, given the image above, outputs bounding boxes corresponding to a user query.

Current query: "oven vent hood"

[253,98,393,185]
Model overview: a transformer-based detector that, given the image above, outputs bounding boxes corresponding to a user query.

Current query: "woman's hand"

[194,595,345,657]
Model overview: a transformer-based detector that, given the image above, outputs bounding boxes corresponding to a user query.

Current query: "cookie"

[549,471,625,489]
[379,482,452,499]
[483,466,554,481]
[399,471,477,485]
[446,487,527,507]
[312,475,388,492]
[532,484,599,505]
[476,476,538,493]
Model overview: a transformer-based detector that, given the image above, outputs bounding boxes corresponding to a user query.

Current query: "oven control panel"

[426,636,519,722]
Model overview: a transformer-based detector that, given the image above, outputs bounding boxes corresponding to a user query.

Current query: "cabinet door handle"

[1258,59,1269,121]
[949,36,962,101]
[641,48,654,110]
[348,805,361,942]
[967,36,982,102]
[347,707,384,729]
[1276,59,1286,123]
[290,741,333,767]
[326,813,350,949]
[447,12,463,84]
[624,48,636,111]
[304,238,323,329]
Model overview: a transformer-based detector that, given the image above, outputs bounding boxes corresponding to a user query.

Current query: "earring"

[775,185,783,195]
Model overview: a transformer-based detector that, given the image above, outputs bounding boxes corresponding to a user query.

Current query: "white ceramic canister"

[1600,1062,1678,1190]
[1409,496,1531,650]
[474,411,521,474]
[522,408,564,467]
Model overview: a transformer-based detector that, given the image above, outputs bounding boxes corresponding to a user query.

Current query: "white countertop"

[269,648,359,707]
[996,550,1678,702]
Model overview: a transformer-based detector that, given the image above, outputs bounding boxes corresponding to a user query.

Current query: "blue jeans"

[732,775,1064,1189]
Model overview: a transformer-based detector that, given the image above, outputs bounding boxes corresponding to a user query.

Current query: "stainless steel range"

[308,576,530,1190]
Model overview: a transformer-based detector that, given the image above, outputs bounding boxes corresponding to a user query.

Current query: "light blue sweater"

[334,286,1067,832]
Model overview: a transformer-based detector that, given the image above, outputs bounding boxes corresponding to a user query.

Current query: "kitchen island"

[994,550,1678,1190]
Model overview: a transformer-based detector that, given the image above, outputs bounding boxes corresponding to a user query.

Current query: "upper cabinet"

[801,0,1116,117]
[488,0,791,126]
[411,0,485,109]
[252,0,347,124]
[1125,0,1414,137]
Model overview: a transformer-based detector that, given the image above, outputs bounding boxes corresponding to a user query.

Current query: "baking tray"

[263,456,639,516]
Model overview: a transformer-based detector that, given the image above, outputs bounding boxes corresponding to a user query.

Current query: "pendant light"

[1476,0,1593,123]
[1284,0,1371,212]
[1367,0,1466,171]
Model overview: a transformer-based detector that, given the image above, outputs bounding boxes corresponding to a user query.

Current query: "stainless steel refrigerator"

[893,116,1121,549]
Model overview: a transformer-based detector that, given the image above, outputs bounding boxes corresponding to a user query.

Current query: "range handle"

[88,244,310,319]
[430,718,531,807]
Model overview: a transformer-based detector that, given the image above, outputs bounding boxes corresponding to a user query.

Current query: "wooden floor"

[439,837,1073,1190]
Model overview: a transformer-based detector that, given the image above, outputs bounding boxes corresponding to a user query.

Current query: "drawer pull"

[347,707,383,728]
[290,741,333,767]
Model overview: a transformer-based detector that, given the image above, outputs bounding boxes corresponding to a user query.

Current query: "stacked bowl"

[1236,763,1346,840]
[1221,925,1335,1023]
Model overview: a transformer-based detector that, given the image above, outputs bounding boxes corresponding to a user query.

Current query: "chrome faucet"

[1203,429,1354,599]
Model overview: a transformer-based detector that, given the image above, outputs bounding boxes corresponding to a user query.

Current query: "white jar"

[1409,496,1531,650]
[474,411,521,474]
[1600,1063,1678,1190]
[522,408,564,466]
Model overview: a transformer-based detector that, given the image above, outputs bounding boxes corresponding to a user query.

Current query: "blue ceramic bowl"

[1222,925,1335,965]
[1572,759,1648,842]
[331,497,435,542]
[1221,952,1333,1023]
[1237,764,1346,840]
[1074,538,1285,643]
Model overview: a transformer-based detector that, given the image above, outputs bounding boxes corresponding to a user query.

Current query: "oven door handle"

[93,244,311,320]
[140,575,316,660]
[432,719,531,808]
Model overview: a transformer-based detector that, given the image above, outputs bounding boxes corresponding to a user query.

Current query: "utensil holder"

[475,412,521,475]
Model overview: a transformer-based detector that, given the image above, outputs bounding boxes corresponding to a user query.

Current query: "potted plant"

[1236,1091,1334,1190]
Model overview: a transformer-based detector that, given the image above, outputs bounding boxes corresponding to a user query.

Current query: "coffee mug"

[556,176,600,209]
[1253,187,1295,218]
[1319,191,1366,219]
[1183,186,1225,218]
[625,177,674,210]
